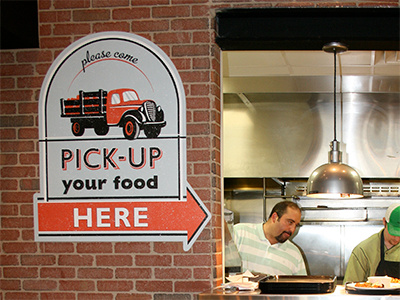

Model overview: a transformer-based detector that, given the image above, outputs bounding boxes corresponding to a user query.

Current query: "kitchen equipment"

[259,275,337,294]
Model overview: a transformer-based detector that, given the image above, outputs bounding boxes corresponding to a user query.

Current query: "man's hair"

[268,201,301,219]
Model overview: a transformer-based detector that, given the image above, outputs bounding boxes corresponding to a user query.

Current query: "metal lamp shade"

[307,162,364,198]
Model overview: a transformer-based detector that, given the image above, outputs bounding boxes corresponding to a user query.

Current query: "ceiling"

[222,50,400,94]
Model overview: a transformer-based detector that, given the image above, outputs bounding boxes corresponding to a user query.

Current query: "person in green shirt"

[343,203,400,283]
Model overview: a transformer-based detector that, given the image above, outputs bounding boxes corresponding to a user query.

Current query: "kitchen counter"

[199,285,400,300]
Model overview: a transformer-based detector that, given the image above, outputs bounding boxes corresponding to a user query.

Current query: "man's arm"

[343,251,369,283]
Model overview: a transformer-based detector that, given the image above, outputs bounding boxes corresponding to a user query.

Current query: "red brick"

[113,7,150,19]
[23,280,57,291]
[58,255,94,266]
[17,76,45,89]
[135,255,172,266]
[180,70,210,83]
[41,242,75,253]
[194,163,211,175]
[131,20,169,32]
[0,204,18,216]
[154,267,192,279]
[153,6,190,18]
[77,293,114,300]
[15,50,53,63]
[171,18,209,31]
[3,242,37,253]
[0,255,19,265]
[114,242,150,253]
[40,267,76,278]
[18,103,39,115]
[0,116,35,128]
[77,242,113,253]
[93,0,129,7]
[193,111,210,122]
[3,292,39,300]
[0,51,15,63]
[3,267,38,278]
[187,149,210,161]
[21,255,56,266]
[174,254,211,266]
[2,191,35,203]
[192,5,210,17]
[20,204,33,216]
[20,179,40,191]
[171,58,191,70]
[2,217,34,228]
[0,64,34,76]
[115,268,152,279]
[20,154,40,165]
[0,77,15,89]
[172,45,209,57]
[0,103,17,114]
[54,23,91,35]
[154,32,191,44]
[93,22,130,33]
[0,90,34,101]
[132,0,169,4]
[192,241,212,253]
[40,292,76,300]
[191,84,210,96]
[40,37,72,49]
[78,268,113,279]
[0,230,20,240]
[193,57,211,69]
[0,279,21,290]
[39,11,72,23]
[192,137,210,148]
[174,280,211,292]
[35,63,52,75]
[59,280,95,291]
[187,123,210,135]
[115,294,152,300]
[22,229,35,241]
[0,130,17,140]
[1,166,36,178]
[136,280,172,292]
[40,24,52,36]
[97,280,134,291]
[193,267,212,279]
[96,255,132,266]
[54,0,90,9]
[153,242,185,253]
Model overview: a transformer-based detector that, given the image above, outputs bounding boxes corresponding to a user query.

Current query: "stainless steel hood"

[223,50,400,178]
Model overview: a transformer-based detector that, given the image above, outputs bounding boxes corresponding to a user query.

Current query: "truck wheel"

[94,124,109,136]
[122,117,139,140]
[144,126,161,138]
[71,121,84,136]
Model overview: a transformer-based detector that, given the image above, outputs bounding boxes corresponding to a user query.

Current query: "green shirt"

[233,223,307,275]
[343,229,400,283]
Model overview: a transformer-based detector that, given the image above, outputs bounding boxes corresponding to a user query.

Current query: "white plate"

[346,282,400,291]
[346,282,400,294]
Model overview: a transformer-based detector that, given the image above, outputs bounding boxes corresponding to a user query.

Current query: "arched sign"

[34,32,210,251]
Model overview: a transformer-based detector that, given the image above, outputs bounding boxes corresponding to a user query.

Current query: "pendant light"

[306,42,363,199]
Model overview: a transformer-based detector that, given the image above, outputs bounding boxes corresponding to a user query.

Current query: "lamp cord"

[333,48,337,142]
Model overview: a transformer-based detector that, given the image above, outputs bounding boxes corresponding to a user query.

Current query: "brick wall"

[0,0,398,299]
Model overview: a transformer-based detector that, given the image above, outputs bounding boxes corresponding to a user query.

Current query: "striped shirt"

[233,223,307,275]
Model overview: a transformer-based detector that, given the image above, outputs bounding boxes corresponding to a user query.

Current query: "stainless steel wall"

[223,92,400,178]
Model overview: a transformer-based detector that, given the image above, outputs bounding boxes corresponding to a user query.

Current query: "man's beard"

[275,231,292,243]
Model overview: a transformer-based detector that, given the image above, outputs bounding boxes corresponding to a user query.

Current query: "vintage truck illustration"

[60,88,166,139]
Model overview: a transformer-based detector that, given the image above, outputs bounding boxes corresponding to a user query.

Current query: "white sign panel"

[34,32,210,251]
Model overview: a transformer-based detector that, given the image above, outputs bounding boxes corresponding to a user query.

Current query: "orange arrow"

[36,184,210,251]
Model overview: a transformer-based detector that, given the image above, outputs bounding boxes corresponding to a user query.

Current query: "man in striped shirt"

[233,201,307,275]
